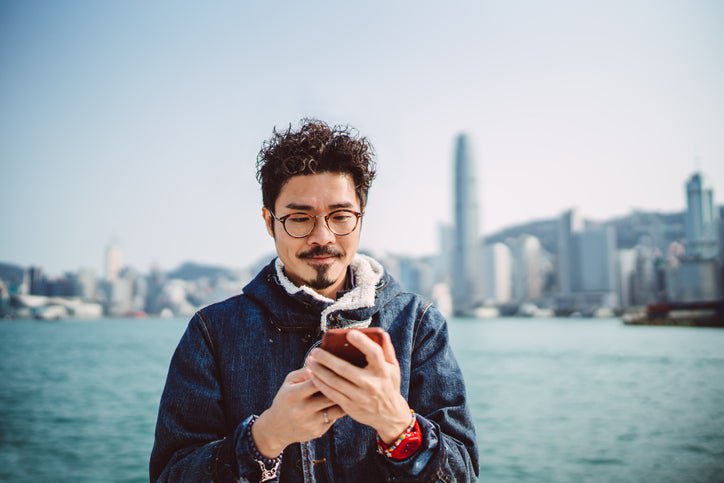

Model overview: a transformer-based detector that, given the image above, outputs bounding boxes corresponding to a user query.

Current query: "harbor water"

[1,317,723,482]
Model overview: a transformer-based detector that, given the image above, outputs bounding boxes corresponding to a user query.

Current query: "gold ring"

[322,411,330,424]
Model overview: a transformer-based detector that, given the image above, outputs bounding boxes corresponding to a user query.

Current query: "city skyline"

[2,166,721,319]
[1,188,713,278]
[2,1,724,274]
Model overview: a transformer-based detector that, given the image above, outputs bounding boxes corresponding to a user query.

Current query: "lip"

[304,255,337,265]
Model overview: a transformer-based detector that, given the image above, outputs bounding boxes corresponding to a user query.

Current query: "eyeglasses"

[271,209,364,238]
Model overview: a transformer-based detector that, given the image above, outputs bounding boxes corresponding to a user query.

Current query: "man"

[150,120,479,482]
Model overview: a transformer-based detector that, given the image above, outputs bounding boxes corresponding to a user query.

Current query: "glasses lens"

[284,214,315,237]
[327,210,359,235]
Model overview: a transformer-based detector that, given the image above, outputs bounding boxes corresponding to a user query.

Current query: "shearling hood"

[242,254,401,334]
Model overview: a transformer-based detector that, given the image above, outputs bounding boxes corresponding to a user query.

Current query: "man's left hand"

[306,330,412,444]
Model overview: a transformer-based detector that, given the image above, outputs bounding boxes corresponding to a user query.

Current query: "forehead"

[275,172,360,211]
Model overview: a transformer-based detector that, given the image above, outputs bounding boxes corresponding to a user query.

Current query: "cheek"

[276,237,304,260]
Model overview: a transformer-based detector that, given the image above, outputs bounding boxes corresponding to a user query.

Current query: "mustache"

[298,246,343,259]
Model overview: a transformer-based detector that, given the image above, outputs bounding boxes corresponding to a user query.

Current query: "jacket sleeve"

[376,303,480,482]
[149,313,268,482]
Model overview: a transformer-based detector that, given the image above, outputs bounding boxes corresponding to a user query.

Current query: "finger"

[308,392,339,412]
[310,348,365,381]
[380,331,398,365]
[319,405,346,424]
[308,358,359,396]
[346,330,386,368]
[308,368,352,407]
[285,367,312,384]
[289,376,324,398]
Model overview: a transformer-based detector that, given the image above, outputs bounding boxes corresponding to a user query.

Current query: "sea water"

[1,317,722,482]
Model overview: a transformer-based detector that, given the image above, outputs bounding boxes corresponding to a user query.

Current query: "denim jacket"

[150,257,479,482]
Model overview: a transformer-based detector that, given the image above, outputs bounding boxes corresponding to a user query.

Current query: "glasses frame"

[270,209,364,238]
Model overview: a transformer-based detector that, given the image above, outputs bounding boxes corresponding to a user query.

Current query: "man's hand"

[306,330,412,444]
[252,367,345,458]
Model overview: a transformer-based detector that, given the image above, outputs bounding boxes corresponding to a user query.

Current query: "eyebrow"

[284,201,357,211]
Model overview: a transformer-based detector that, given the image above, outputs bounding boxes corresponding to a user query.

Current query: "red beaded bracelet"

[375,410,423,460]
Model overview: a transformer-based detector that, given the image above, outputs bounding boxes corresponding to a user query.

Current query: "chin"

[299,260,345,290]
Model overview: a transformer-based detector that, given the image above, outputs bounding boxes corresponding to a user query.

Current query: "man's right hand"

[251,367,345,458]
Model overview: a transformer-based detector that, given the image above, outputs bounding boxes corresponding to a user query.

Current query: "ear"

[261,207,275,238]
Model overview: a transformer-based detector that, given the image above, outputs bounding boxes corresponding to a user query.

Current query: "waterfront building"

[631,240,661,306]
[375,253,435,299]
[556,208,620,310]
[108,277,133,316]
[668,257,721,302]
[577,225,619,310]
[28,266,48,296]
[684,172,719,258]
[430,282,452,318]
[483,242,512,304]
[617,248,636,309]
[437,223,454,285]
[75,268,97,300]
[510,235,543,303]
[47,273,81,298]
[105,241,123,282]
[145,264,167,315]
[399,256,435,298]
[578,226,617,292]
[557,208,583,295]
[0,263,27,295]
[451,133,483,315]
[669,172,723,301]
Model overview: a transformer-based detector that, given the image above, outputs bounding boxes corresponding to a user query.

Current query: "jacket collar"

[243,254,398,333]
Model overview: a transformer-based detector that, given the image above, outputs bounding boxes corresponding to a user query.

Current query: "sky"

[1,0,723,275]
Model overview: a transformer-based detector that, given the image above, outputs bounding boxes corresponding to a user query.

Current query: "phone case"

[320,328,384,367]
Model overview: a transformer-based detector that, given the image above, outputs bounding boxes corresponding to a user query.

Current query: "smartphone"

[320,327,385,367]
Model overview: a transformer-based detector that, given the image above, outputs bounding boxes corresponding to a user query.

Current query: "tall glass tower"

[452,134,482,315]
[685,172,718,258]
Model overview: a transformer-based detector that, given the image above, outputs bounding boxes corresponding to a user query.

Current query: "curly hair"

[256,119,377,211]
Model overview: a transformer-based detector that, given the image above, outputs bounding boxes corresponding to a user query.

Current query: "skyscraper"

[105,241,123,282]
[557,208,583,295]
[577,226,616,294]
[669,172,723,301]
[510,235,543,303]
[684,172,719,258]
[483,242,512,304]
[451,133,482,315]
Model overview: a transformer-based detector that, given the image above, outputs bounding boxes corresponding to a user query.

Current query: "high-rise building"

[631,241,661,305]
[451,133,483,314]
[684,172,719,258]
[510,235,543,303]
[576,225,619,309]
[437,223,454,285]
[577,226,617,293]
[668,172,722,301]
[483,242,512,304]
[617,248,637,309]
[557,208,583,294]
[75,268,97,300]
[28,266,48,296]
[105,241,123,282]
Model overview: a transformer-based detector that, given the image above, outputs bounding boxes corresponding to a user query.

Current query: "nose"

[306,216,336,245]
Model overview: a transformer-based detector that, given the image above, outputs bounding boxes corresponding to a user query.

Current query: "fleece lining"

[274,254,384,332]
